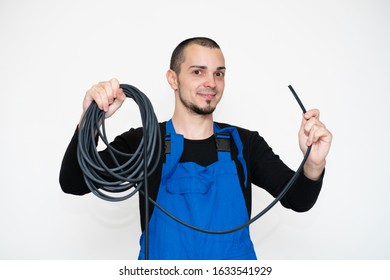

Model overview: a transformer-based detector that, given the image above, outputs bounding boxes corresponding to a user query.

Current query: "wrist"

[303,160,326,181]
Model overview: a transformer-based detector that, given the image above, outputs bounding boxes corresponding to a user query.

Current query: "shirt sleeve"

[246,129,323,212]
[59,126,89,195]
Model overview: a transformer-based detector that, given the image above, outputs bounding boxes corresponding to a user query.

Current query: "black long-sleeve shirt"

[59,121,323,231]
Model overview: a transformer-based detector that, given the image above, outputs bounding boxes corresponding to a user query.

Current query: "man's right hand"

[79,78,126,125]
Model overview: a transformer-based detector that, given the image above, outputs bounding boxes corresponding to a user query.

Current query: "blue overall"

[138,120,257,260]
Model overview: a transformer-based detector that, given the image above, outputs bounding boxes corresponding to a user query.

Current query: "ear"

[166,69,178,90]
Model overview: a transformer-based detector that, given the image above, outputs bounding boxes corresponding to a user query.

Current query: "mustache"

[197,88,217,94]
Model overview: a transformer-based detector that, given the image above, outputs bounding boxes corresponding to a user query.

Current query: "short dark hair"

[170,37,221,74]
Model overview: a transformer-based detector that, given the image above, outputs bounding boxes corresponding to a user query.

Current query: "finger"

[301,117,325,144]
[303,108,320,120]
[94,83,110,112]
[109,78,121,98]
[103,88,126,119]
[116,88,126,102]
[307,122,332,146]
[85,86,102,110]
[83,79,123,118]
[307,124,323,146]
[101,82,114,105]
[300,109,319,134]
[110,88,126,110]
[313,126,333,144]
[302,117,324,137]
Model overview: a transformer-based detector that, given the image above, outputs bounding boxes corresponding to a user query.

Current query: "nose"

[203,73,216,89]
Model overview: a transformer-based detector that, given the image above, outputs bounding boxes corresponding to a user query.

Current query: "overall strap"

[162,120,184,183]
[214,123,248,187]
[214,132,231,162]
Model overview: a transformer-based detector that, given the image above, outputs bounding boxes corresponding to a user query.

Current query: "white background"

[1,0,389,260]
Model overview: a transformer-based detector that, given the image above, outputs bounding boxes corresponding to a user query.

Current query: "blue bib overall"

[138,120,257,260]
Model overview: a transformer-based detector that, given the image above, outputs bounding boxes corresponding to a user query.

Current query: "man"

[59,37,332,260]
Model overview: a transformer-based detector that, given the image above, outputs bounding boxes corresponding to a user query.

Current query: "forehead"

[182,44,225,67]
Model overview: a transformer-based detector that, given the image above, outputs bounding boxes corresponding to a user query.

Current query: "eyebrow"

[188,65,226,70]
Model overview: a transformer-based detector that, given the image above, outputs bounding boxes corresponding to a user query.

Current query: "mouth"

[199,94,215,101]
[197,91,216,101]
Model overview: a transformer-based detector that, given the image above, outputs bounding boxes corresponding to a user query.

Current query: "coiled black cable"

[77,83,311,256]
[77,84,162,259]
[77,84,161,202]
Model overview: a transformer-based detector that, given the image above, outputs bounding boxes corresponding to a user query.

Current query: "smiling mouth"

[198,91,216,101]
[199,94,215,101]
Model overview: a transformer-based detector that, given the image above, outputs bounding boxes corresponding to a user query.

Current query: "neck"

[171,112,214,140]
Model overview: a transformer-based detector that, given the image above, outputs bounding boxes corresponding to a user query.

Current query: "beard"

[179,94,216,115]
[177,86,217,115]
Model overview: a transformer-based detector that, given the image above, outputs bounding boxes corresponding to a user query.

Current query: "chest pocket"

[165,162,214,195]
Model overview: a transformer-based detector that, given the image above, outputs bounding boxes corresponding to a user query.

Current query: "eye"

[193,69,202,75]
[215,71,225,77]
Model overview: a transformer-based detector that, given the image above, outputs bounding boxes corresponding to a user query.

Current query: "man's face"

[175,44,226,115]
